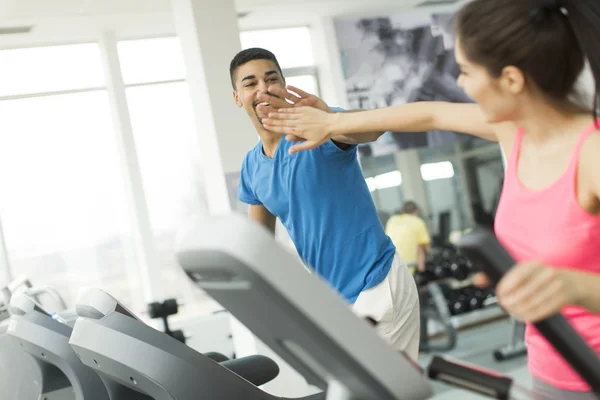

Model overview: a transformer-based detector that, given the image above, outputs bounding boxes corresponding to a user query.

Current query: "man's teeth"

[258,102,270,107]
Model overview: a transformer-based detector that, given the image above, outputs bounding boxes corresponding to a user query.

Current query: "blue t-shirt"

[238,132,396,303]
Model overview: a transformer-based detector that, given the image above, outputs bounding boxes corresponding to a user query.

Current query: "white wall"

[372,186,404,215]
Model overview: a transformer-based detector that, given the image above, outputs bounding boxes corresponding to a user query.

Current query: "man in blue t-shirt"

[230,48,420,358]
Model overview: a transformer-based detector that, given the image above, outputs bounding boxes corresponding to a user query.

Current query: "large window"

[118,37,221,316]
[0,44,104,97]
[239,27,315,69]
[0,26,320,316]
[125,81,220,314]
[240,27,320,96]
[0,88,141,311]
[117,37,186,85]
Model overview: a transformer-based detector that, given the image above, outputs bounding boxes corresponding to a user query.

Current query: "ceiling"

[0,0,462,48]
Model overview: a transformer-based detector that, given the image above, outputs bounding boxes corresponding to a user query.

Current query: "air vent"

[0,26,33,35]
[416,0,459,6]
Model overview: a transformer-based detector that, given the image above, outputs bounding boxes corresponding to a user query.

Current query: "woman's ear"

[500,66,526,95]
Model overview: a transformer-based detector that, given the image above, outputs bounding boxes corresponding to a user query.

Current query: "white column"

[394,149,431,218]
[311,16,348,108]
[170,0,257,215]
[98,32,164,303]
[0,216,13,286]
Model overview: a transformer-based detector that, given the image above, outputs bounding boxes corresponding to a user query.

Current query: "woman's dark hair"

[456,0,600,120]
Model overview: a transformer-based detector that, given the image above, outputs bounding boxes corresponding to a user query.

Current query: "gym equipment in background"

[5,293,150,399]
[69,288,308,400]
[494,316,527,362]
[147,298,187,343]
[1,275,68,322]
[419,282,457,353]
[0,317,55,399]
[176,214,433,400]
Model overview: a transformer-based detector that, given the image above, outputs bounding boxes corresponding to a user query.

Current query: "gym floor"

[418,317,531,399]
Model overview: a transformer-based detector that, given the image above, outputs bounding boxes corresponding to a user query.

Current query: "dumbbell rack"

[420,275,506,341]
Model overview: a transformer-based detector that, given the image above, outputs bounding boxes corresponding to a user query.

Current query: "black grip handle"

[429,356,512,399]
[221,355,280,387]
[458,227,600,396]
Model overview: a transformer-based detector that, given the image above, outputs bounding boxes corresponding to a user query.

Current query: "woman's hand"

[262,106,341,154]
[474,262,580,323]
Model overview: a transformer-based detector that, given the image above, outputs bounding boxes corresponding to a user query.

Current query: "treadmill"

[175,214,600,400]
[176,214,433,400]
[68,287,321,400]
[0,317,49,399]
[5,293,150,400]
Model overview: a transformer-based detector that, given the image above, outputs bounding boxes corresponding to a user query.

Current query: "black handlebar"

[458,227,600,397]
[428,356,512,400]
[220,355,280,387]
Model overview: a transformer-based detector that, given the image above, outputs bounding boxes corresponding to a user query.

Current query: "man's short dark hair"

[401,201,420,215]
[229,47,283,89]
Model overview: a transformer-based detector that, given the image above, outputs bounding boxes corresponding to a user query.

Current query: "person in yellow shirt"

[385,201,431,274]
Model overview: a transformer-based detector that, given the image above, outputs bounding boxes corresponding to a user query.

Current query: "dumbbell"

[460,286,485,310]
[147,298,179,319]
[447,288,471,316]
[450,256,471,281]
[429,260,452,280]
[147,299,187,344]
[440,247,456,261]
[439,285,465,315]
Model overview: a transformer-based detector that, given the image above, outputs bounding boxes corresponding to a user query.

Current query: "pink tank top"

[495,121,600,391]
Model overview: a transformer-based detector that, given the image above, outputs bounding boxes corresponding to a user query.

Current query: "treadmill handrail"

[175,213,433,400]
[75,287,139,321]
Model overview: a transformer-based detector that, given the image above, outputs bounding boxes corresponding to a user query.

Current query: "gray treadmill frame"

[175,214,433,400]
[6,293,149,400]
[69,288,284,400]
[6,310,111,399]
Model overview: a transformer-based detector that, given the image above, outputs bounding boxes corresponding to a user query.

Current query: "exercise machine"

[418,282,457,353]
[0,317,50,399]
[146,298,187,343]
[175,214,600,400]
[457,227,600,398]
[1,274,68,314]
[492,314,527,361]
[0,280,78,400]
[69,287,316,400]
[5,293,150,399]
[176,214,434,400]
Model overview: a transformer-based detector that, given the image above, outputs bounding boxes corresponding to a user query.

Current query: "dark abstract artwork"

[334,10,478,157]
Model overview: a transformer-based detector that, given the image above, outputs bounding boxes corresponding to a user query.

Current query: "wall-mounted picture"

[333,10,483,157]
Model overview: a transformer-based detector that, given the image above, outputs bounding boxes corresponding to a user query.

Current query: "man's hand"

[262,107,340,154]
[256,85,330,115]
[256,85,332,145]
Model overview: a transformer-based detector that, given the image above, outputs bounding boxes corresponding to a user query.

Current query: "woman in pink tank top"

[262,0,600,396]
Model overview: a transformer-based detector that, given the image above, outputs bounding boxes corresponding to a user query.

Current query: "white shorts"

[352,253,420,360]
